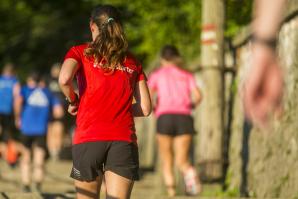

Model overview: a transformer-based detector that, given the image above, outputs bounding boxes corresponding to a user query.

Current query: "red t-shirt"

[64,44,146,144]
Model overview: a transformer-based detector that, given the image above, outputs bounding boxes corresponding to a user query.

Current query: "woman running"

[148,45,202,197]
[59,5,151,199]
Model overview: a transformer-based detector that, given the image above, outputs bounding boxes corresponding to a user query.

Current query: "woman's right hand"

[244,44,283,127]
[15,117,21,129]
[68,104,78,116]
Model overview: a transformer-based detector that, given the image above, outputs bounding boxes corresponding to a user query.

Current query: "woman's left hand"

[68,104,78,116]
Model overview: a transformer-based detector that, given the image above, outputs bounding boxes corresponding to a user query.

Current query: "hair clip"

[107,18,114,23]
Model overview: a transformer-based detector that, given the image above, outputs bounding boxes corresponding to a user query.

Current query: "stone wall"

[228,6,298,198]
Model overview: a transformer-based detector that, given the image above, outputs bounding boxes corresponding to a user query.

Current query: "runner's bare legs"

[75,176,103,199]
[157,134,175,196]
[105,171,134,199]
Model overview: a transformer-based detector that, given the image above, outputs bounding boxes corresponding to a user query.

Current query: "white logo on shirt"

[116,66,134,74]
[28,89,49,107]
[93,63,134,74]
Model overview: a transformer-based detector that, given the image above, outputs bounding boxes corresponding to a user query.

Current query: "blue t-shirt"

[0,75,18,115]
[20,86,60,136]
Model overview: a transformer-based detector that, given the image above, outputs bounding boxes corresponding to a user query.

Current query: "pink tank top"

[148,65,197,117]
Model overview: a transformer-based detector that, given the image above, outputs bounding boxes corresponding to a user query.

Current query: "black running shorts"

[157,114,196,136]
[70,141,139,182]
[0,113,15,142]
[21,134,47,149]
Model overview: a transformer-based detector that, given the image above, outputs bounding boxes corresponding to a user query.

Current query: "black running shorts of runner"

[157,114,196,136]
[70,141,139,182]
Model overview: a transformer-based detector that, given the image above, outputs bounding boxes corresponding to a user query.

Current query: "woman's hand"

[68,104,78,116]
[15,117,21,129]
[244,44,283,126]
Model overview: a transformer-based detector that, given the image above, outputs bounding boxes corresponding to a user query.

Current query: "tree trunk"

[198,0,225,180]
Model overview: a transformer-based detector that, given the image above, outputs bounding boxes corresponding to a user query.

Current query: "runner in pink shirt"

[148,45,202,196]
[148,62,197,117]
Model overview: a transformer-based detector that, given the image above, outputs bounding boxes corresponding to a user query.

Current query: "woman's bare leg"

[0,142,6,159]
[105,171,134,199]
[20,145,31,187]
[174,134,201,194]
[173,134,192,173]
[47,121,64,160]
[32,145,46,189]
[48,105,65,160]
[75,176,102,199]
[156,134,175,196]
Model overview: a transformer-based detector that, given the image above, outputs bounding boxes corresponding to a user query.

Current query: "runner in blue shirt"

[0,63,20,165]
[14,72,61,192]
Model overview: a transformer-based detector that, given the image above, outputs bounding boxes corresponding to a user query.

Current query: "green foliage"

[123,0,202,64]
[0,0,92,79]
[0,0,252,78]
[226,0,253,37]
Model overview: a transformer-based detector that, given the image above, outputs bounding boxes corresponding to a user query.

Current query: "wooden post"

[198,0,225,180]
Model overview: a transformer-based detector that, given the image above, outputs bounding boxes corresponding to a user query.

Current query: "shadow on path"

[41,191,75,199]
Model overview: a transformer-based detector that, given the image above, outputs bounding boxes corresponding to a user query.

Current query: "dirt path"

[0,159,165,199]
[0,159,275,199]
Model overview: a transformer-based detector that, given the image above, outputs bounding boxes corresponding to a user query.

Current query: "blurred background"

[0,0,252,77]
[0,0,298,199]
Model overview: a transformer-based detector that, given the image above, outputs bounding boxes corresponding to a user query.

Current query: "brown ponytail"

[84,5,128,70]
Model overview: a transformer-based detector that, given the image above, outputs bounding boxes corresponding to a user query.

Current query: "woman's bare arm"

[14,94,23,128]
[149,89,157,110]
[132,80,152,117]
[58,58,79,115]
[192,87,202,107]
[254,0,287,39]
[244,0,287,125]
